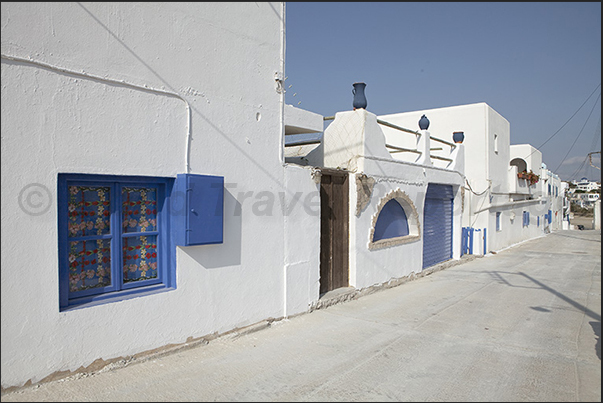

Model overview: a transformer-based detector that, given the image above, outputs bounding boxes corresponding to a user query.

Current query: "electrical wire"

[554,92,601,173]
[464,178,490,196]
[569,156,589,179]
[523,83,601,160]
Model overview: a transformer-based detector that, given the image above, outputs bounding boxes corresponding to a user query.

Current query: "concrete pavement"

[2,229,600,402]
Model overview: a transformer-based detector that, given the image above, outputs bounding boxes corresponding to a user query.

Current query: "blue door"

[422,184,454,269]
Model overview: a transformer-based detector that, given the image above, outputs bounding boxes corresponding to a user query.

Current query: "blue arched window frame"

[373,199,410,241]
[369,189,420,250]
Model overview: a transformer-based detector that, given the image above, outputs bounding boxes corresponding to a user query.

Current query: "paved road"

[2,230,600,402]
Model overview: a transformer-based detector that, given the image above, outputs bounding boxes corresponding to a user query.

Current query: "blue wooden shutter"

[174,174,224,246]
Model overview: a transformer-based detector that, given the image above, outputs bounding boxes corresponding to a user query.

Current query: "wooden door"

[320,170,349,294]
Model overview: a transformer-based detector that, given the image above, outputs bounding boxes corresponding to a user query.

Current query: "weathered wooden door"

[320,170,349,294]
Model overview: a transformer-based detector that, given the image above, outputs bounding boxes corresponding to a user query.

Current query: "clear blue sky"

[284,2,601,182]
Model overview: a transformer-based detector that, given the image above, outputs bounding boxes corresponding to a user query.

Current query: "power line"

[569,156,589,179]
[554,91,601,173]
[523,83,601,160]
[589,115,601,151]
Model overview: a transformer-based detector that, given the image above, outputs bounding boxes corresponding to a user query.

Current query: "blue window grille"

[373,199,409,241]
[58,173,175,310]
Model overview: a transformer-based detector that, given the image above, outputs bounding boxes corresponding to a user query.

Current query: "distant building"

[569,178,601,193]
[567,178,601,207]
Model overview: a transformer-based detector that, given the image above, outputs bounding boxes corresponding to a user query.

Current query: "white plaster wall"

[322,109,392,171]
[486,107,511,195]
[510,144,542,177]
[1,2,287,389]
[379,103,559,253]
[318,109,464,289]
[350,157,464,290]
[283,164,321,317]
[487,200,548,252]
[380,103,490,184]
[284,104,323,134]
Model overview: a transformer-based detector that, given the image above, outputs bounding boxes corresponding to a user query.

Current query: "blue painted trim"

[173,174,224,246]
[58,173,176,311]
[373,199,410,241]
[422,184,454,268]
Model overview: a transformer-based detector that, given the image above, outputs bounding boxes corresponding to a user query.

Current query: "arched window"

[373,199,409,241]
[510,158,527,173]
[369,189,420,250]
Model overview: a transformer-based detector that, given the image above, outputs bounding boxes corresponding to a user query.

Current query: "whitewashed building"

[1,2,298,391]
[376,103,565,254]
[2,2,467,391]
[0,2,564,393]
[570,178,601,193]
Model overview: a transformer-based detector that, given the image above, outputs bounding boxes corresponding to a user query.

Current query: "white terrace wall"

[350,158,464,289]
[377,103,559,253]
[320,109,464,289]
[1,2,290,390]
[379,103,507,227]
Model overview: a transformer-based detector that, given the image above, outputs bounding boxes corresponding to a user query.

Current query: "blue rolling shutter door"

[422,184,454,269]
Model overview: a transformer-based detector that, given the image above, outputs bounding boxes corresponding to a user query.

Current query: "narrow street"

[2,229,600,402]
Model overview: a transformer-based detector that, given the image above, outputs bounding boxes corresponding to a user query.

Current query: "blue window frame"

[58,173,175,310]
[522,211,530,227]
[373,199,409,241]
[496,212,501,231]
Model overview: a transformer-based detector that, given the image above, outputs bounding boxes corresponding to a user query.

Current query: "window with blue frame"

[369,189,420,250]
[373,199,410,241]
[522,211,530,227]
[496,212,502,231]
[58,174,175,310]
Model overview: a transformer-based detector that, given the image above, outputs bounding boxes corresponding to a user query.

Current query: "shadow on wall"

[180,190,242,268]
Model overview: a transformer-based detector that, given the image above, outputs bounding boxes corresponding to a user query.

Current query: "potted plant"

[527,170,539,186]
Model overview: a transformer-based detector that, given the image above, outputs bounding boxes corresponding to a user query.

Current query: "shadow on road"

[550,231,601,243]
[488,269,601,360]
[591,321,601,360]
[517,272,600,322]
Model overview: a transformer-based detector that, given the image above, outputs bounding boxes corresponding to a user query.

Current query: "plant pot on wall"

[452,131,464,144]
[418,115,430,130]
[352,82,367,110]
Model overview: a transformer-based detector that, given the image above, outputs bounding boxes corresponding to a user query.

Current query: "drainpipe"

[279,1,288,318]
